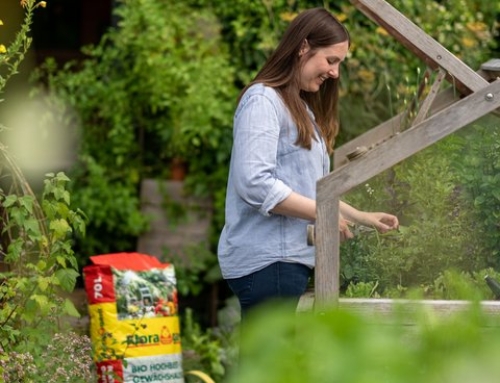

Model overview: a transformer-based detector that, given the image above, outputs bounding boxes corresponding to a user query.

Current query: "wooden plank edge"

[298,293,500,325]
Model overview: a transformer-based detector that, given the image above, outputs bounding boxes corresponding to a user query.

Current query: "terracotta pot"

[170,158,187,181]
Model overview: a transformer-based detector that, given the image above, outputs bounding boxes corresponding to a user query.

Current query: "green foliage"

[0,0,39,99]
[0,170,86,347]
[228,302,500,383]
[338,0,498,142]
[33,0,237,263]
[187,0,298,86]
[181,308,231,382]
[425,269,491,301]
[0,2,85,349]
[0,167,93,380]
[342,137,490,292]
[67,154,148,264]
[344,280,380,298]
[108,0,236,162]
[340,235,378,288]
[168,244,221,297]
[377,146,486,286]
[0,332,96,382]
[451,119,500,264]
[342,120,500,298]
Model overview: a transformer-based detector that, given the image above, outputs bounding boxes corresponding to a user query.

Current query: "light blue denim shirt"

[217,83,330,279]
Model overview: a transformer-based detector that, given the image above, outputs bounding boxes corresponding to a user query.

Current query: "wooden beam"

[314,197,340,310]
[320,79,500,200]
[398,68,433,132]
[335,112,402,168]
[350,0,488,94]
[338,299,500,324]
[298,291,500,326]
[335,86,458,168]
[411,68,447,127]
[335,66,498,168]
[481,58,500,80]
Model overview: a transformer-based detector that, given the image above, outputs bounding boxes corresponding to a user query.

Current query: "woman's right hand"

[339,216,354,241]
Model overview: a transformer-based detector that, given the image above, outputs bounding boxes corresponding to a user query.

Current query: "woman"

[218,8,399,317]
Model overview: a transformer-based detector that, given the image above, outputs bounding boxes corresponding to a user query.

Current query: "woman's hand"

[339,215,354,241]
[339,201,399,235]
[360,211,399,233]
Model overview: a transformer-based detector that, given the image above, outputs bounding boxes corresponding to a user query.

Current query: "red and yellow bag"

[84,252,184,383]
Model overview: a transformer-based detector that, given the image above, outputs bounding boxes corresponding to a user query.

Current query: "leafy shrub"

[0,169,92,380]
[181,308,235,382]
[451,119,500,265]
[34,0,237,264]
[227,302,500,383]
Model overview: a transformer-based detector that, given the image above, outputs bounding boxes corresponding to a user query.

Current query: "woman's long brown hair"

[239,8,350,154]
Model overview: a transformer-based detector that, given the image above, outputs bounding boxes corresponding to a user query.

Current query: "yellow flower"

[466,21,487,33]
[461,37,477,48]
[280,11,297,23]
[0,44,6,54]
[465,21,490,41]
[336,13,348,23]
[358,69,375,83]
[376,27,389,36]
[0,20,4,26]
[36,1,47,8]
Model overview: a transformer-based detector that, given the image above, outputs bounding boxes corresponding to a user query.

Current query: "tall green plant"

[0,168,86,347]
[0,2,95,380]
[0,1,42,100]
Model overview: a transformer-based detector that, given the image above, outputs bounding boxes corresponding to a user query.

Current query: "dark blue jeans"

[226,262,312,318]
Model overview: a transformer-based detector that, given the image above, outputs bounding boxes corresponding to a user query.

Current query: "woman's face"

[299,40,349,92]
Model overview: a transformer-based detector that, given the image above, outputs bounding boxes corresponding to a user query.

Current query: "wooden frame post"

[314,198,340,310]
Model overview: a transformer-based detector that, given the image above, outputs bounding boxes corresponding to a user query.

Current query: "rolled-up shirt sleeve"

[231,93,292,216]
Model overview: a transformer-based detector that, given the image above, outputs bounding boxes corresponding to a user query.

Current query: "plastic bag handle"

[184,370,216,383]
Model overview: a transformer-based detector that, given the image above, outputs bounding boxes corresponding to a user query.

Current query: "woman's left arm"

[339,201,399,233]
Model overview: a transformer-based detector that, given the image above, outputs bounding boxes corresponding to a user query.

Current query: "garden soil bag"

[84,252,184,383]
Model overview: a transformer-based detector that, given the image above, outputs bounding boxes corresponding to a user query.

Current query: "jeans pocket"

[226,274,254,298]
